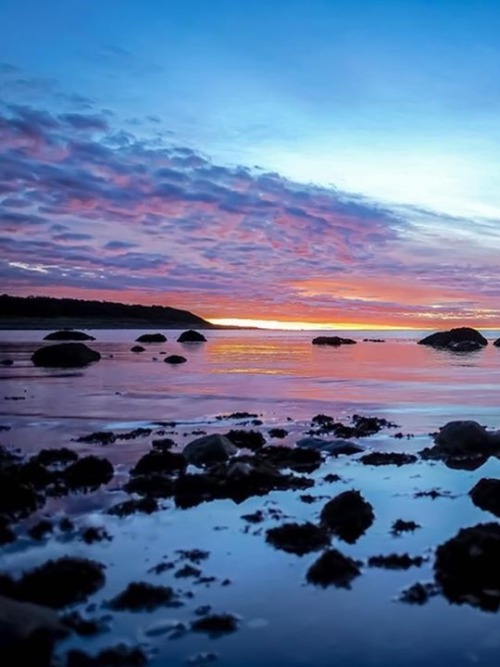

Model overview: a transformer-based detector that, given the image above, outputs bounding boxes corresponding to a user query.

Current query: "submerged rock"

[44,330,95,341]
[360,452,417,466]
[470,478,500,517]
[107,581,174,611]
[0,557,105,609]
[434,522,500,611]
[31,343,101,368]
[266,522,330,555]
[417,327,487,351]
[183,434,237,467]
[135,333,166,343]
[164,355,187,364]
[306,549,361,588]
[312,336,356,346]
[177,330,207,342]
[320,490,374,543]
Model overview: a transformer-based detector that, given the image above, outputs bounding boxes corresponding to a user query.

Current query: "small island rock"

[177,330,207,343]
[418,327,487,351]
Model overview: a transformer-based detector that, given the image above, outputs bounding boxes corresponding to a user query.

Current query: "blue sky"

[1,0,500,326]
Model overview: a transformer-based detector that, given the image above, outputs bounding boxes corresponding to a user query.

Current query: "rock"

[0,595,69,667]
[107,581,174,611]
[76,431,116,445]
[306,549,361,588]
[296,437,364,455]
[131,450,186,476]
[81,526,111,544]
[320,490,374,543]
[43,330,95,341]
[470,478,500,517]
[64,456,114,490]
[360,452,417,466]
[0,517,15,545]
[28,519,53,540]
[256,445,322,473]
[391,519,421,535]
[363,338,385,343]
[177,330,207,342]
[130,345,145,353]
[1,557,106,609]
[0,359,13,366]
[309,413,397,438]
[312,336,356,346]
[268,428,288,439]
[225,429,266,451]
[124,474,174,498]
[191,613,239,636]
[266,522,330,555]
[135,333,166,343]
[417,327,488,350]
[434,522,500,611]
[164,354,187,364]
[33,448,78,466]
[60,611,108,636]
[368,554,425,569]
[65,645,147,666]
[31,343,101,368]
[399,581,439,605]
[420,420,500,468]
[494,338,500,347]
[0,474,44,520]
[183,434,237,466]
[108,497,158,517]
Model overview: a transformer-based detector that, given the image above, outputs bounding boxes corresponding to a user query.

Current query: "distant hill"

[0,294,214,329]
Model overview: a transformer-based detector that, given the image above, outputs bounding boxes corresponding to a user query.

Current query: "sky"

[1,0,500,329]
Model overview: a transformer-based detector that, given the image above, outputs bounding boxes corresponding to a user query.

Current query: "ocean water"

[2,328,500,666]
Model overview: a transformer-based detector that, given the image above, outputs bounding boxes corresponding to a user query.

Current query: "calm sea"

[2,328,500,667]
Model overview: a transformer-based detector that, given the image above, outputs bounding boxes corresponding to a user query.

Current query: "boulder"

[164,355,187,364]
[183,434,237,466]
[470,478,500,517]
[434,420,499,455]
[296,437,364,456]
[135,333,167,343]
[306,549,361,588]
[320,490,374,543]
[494,338,500,347]
[31,343,101,368]
[418,327,487,350]
[312,336,356,346]
[177,330,207,343]
[43,330,95,341]
[130,345,145,353]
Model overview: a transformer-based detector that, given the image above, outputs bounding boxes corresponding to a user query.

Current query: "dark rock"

[399,582,439,605]
[312,336,356,346]
[434,522,500,611]
[323,473,342,483]
[494,338,500,347]
[177,330,207,342]
[257,445,322,473]
[297,436,363,455]
[320,490,374,543]
[309,413,397,438]
[132,450,186,476]
[44,330,95,341]
[225,429,266,451]
[0,359,13,366]
[268,428,288,439]
[360,452,417,466]
[391,519,421,535]
[4,557,105,609]
[108,497,158,517]
[176,548,210,563]
[215,412,259,421]
[33,448,78,466]
[59,517,74,532]
[117,427,152,441]
[266,522,330,555]
[0,517,15,544]
[368,553,425,569]
[81,527,111,544]
[64,456,113,490]
[31,343,101,368]
[417,327,487,350]
[77,431,116,445]
[241,510,264,523]
[0,594,69,667]
[130,345,145,353]
[183,434,237,466]
[135,333,167,343]
[470,478,500,517]
[124,474,174,498]
[363,338,385,342]
[175,564,201,578]
[306,549,361,588]
[420,420,500,467]
[107,581,174,611]
[0,473,43,520]
[152,437,175,451]
[164,354,187,364]
[61,610,107,636]
[65,645,147,666]
[28,520,53,541]
[191,613,239,636]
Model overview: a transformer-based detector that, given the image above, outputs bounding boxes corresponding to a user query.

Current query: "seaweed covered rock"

[64,456,114,490]
[130,345,145,353]
[132,450,186,476]
[266,522,330,555]
[296,437,363,456]
[65,645,147,666]
[434,523,500,611]
[177,330,207,343]
[124,473,174,498]
[191,613,239,636]
[183,434,237,466]
[418,327,487,351]
[470,478,500,517]
[107,581,174,611]
[320,490,374,543]
[420,420,500,469]
[31,343,101,368]
[1,557,105,609]
[312,336,356,346]
[225,429,266,451]
[256,445,322,473]
[44,330,95,341]
[306,549,361,588]
[135,333,167,343]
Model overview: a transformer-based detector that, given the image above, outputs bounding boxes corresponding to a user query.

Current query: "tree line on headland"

[0,294,213,329]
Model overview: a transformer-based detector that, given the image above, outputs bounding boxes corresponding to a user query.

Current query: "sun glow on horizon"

[208,318,417,331]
